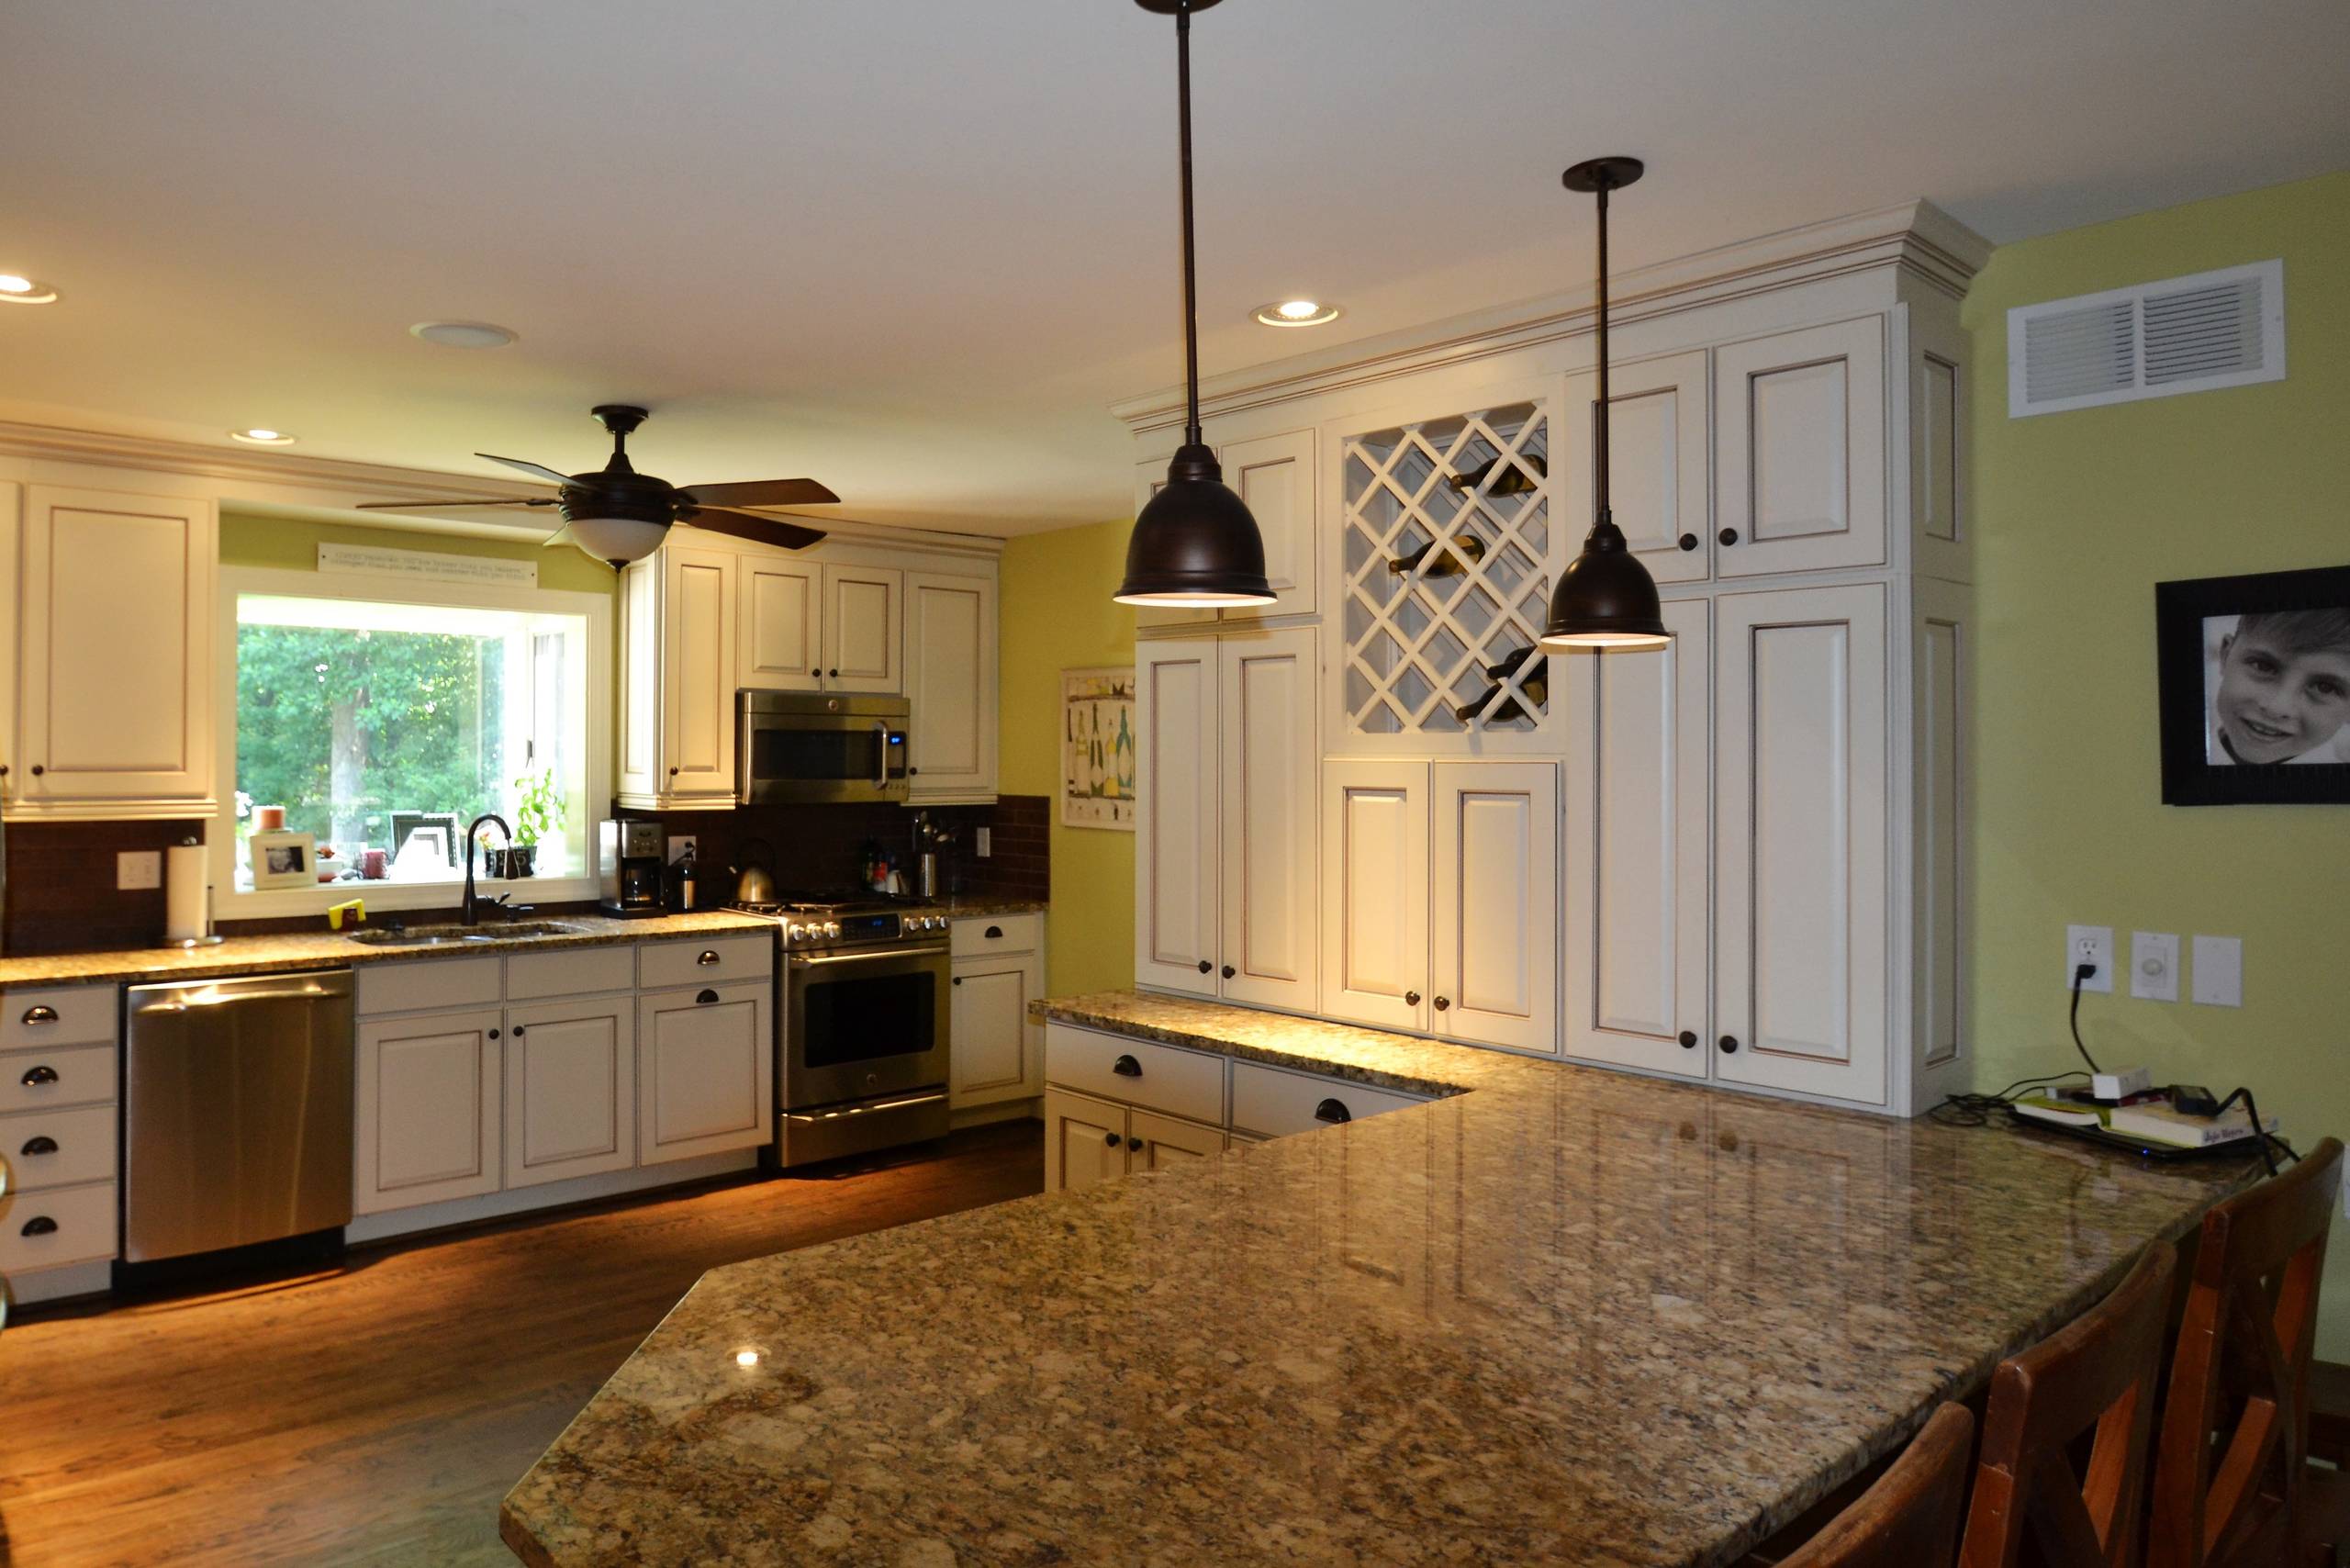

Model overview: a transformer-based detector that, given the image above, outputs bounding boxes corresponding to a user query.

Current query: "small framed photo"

[2156,564,2350,806]
[249,829,319,890]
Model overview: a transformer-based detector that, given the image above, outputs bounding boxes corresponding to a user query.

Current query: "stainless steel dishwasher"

[123,969,355,1263]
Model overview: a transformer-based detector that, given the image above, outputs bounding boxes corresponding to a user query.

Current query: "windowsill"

[218,873,599,921]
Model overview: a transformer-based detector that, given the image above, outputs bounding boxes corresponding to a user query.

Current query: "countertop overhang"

[501,989,2254,1567]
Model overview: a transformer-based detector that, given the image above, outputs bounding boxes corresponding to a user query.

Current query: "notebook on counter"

[2011,1090,2277,1157]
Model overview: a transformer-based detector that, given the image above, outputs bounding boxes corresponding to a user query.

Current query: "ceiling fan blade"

[679,506,827,552]
[677,477,841,508]
[476,453,582,487]
[357,497,556,510]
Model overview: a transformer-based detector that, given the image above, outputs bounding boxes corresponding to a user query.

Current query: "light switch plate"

[2066,924,2114,993]
[666,835,697,866]
[975,827,991,858]
[2130,932,2181,1002]
[2191,935,2243,1008]
[117,849,162,890]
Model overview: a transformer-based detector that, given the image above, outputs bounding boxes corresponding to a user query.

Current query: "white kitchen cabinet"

[1136,630,1318,1011]
[950,914,1044,1112]
[8,484,217,817]
[1043,1087,1130,1193]
[1714,317,1888,577]
[1130,427,1316,627]
[1713,582,1889,1105]
[738,557,822,692]
[821,564,901,692]
[905,569,999,802]
[502,996,634,1188]
[0,482,16,811]
[1128,1107,1225,1171]
[356,1008,504,1214]
[618,544,737,810]
[1561,599,1712,1080]
[1318,759,1429,1032]
[1562,351,1711,585]
[637,980,772,1163]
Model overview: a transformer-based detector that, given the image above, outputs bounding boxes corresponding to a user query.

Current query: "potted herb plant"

[509,767,565,878]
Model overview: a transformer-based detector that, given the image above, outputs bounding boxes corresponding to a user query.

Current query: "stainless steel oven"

[737,690,909,805]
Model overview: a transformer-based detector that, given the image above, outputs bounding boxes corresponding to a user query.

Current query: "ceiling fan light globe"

[1114,452,1275,607]
[563,515,669,566]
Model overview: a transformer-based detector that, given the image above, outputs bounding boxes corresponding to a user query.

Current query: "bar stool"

[1777,1404,1976,1568]
[1957,1240,2178,1567]
[2148,1137,2346,1568]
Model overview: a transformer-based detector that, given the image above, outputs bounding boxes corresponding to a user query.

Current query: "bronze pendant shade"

[1539,156,1670,651]
[1115,0,1275,608]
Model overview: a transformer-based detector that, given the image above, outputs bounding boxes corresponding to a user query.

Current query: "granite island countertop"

[502,989,2255,1567]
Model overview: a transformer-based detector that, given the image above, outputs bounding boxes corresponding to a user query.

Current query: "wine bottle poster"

[1061,666,1138,830]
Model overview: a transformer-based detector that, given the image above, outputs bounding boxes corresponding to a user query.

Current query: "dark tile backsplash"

[615,794,1048,903]
[2,819,208,955]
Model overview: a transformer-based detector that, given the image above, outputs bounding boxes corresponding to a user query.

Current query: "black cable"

[2212,1086,2297,1178]
[2067,961,2101,1076]
[1929,1070,2089,1128]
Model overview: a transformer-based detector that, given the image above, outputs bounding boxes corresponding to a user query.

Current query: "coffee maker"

[597,820,666,917]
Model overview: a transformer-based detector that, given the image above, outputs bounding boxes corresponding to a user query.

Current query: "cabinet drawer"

[0,1042,118,1114]
[638,935,773,991]
[951,913,1041,958]
[1,1103,117,1190]
[0,1179,118,1271]
[1229,1060,1427,1139]
[1,985,117,1050]
[356,957,503,1016]
[1045,1025,1223,1126]
[507,945,639,1001]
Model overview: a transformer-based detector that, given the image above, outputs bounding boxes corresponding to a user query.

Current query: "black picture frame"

[2155,564,2350,806]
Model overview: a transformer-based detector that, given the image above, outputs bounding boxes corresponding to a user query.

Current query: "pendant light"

[1114,0,1275,608]
[1539,156,1670,652]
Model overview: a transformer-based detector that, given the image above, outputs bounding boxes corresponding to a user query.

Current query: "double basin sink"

[345,920,593,949]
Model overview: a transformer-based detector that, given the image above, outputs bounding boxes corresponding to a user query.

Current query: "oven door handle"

[789,944,952,968]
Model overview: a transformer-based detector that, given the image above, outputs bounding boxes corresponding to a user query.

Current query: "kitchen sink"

[346,920,591,947]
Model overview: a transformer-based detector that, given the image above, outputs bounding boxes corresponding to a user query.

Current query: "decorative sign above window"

[318,543,539,588]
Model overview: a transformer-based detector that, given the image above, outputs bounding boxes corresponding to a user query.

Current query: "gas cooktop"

[723,890,949,947]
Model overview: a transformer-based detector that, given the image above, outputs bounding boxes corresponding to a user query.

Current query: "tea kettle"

[731,838,778,905]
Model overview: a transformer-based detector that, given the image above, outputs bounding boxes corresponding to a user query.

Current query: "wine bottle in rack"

[1385,534,1488,577]
[1447,451,1547,496]
[1452,646,1548,725]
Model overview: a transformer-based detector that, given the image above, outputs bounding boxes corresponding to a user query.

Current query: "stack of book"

[2011,1090,2277,1150]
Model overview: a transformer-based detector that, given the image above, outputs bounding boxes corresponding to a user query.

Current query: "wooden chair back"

[1781,1403,1976,1568]
[2148,1137,2346,1568]
[1957,1240,2178,1567]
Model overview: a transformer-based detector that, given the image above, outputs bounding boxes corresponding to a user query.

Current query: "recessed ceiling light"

[1253,298,1341,328]
[0,274,61,305]
[409,319,518,349]
[229,428,297,445]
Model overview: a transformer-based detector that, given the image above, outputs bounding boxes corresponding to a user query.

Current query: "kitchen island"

[502,990,2253,1566]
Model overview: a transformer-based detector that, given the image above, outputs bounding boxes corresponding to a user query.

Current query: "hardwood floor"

[0,1121,1042,1568]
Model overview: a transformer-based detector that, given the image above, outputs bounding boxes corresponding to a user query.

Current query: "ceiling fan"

[360,404,839,566]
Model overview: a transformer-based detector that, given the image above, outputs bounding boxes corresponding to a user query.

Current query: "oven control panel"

[779,912,952,946]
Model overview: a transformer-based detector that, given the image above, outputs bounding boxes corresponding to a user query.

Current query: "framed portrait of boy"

[248,829,319,890]
[2156,564,2350,806]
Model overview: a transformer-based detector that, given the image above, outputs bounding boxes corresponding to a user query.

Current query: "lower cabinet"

[638,981,772,1162]
[504,997,635,1188]
[949,914,1046,1111]
[357,1008,504,1214]
[1043,1087,1225,1192]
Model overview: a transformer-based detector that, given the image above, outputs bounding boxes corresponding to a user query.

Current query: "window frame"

[213,563,613,919]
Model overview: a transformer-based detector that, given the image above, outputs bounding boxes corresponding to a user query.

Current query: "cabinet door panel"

[1908,302,1971,584]
[504,1000,634,1187]
[1319,760,1428,1032]
[951,961,1035,1106]
[1563,353,1710,585]
[739,559,822,691]
[1716,318,1887,577]
[906,570,999,801]
[1224,429,1316,618]
[822,565,902,691]
[618,561,660,796]
[1044,1088,1127,1193]
[1715,584,1887,1104]
[1135,640,1219,993]
[19,486,215,804]
[356,1009,502,1214]
[662,546,736,798]
[1218,628,1317,1010]
[1431,762,1558,1053]
[1562,600,1710,1079]
[1129,1107,1225,1171]
[638,981,772,1161]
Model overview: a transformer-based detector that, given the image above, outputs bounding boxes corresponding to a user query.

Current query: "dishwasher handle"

[131,971,354,1014]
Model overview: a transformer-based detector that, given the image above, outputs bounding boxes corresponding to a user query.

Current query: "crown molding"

[1112,198,1994,435]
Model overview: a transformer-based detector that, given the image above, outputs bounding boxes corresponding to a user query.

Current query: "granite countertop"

[925,897,1048,920]
[503,989,2255,1567]
[0,910,777,991]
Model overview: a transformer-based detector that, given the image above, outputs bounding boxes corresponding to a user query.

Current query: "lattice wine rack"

[1338,398,1556,741]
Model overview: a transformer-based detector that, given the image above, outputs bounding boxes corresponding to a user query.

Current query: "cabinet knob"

[1677,533,1699,552]
[1404,991,1421,1006]
[1103,1131,1121,1148]
[21,1136,58,1157]
[1196,960,1212,975]
[488,1028,500,1040]
[668,766,680,777]
[1718,1035,1740,1054]
[1221,964,1236,980]
[19,1064,58,1087]
[984,925,1002,939]
[21,1215,56,1237]
[828,667,839,678]
[1718,527,1740,547]
[511,1025,526,1036]
[1111,1054,1142,1079]
[1433,997,1451,1012]
[29,764,43,777]
[1313,1098,1352,1126]
[697,988,720,1005]
[810,667,820,677]
[909,767,920,776]
[1126,1136,1144,1152]
[21,1005,58,1026]
[1678,1030,1698,1048]
[951,976,963,986]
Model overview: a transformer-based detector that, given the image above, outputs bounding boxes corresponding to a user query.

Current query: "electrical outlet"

[975,826,991,858]
[666,834,697,865]
[2130,932,2180,1002]
[2065,924,2114,994]
[117,850,162,890]
[2191,935,2243,1007]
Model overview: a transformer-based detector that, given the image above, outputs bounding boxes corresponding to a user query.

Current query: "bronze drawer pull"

[20,1065,59,1088]
[1313,1099,1351,1126]
[1112,1055,1142,1078]
[697,949,721,966]
[21,1136,58,1157]
[21,1215,57,1237]
[21,1005,59,1026]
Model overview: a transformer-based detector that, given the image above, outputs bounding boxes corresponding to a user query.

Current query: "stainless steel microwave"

[737,690,910,804]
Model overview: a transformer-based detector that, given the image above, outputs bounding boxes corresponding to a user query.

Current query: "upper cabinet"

[1132,427,1317,629]
[619,545,737,811]
[821,565,902,691]
[905,569,999,803]
[739,560,902,695]
[1561,350,1710,586]
[4,484,218,819]
[1714,317,1888,578]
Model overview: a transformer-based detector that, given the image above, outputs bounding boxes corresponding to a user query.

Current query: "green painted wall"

[999,521,1137,996]
[1961,171,2350,1352]
[219,512,620,595]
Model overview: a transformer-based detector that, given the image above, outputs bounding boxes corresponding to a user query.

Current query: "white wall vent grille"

[2008,259,2283,418]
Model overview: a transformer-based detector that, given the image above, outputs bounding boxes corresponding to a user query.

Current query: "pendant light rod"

[1175,0,1202,444]
[1592,174,1612,522]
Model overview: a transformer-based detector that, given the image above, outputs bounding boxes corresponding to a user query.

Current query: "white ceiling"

[2,0,2344,536]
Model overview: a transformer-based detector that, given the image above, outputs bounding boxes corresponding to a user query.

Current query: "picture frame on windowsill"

[248,829,319,890]
[2156,564,2350,806]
